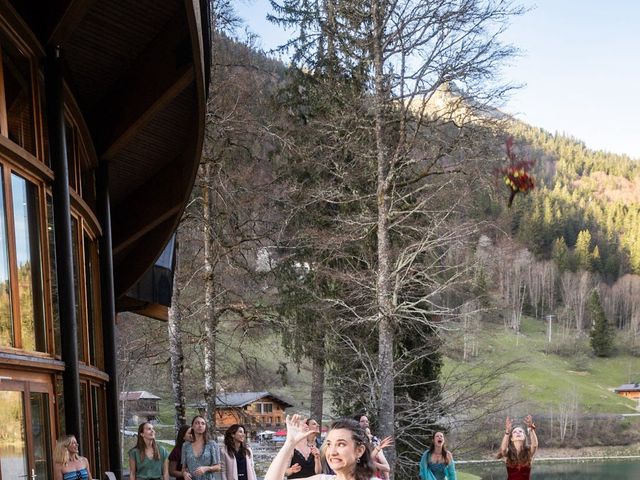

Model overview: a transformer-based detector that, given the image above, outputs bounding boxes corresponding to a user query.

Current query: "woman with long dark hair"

[497,416,538,480]
[419,431,456,480]
[264,415,374,480]
[169,425,193,479]
[181,415,221,480]
[220,424,257,480]
[285,418,322,478]
[129,422,169,480]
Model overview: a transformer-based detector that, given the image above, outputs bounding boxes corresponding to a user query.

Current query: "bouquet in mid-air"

[501,137,535,207]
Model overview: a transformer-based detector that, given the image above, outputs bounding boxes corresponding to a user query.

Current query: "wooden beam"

[111,159,187,256]
[92,16,193,160]
[116,295,168,322]
[49,0,97,46]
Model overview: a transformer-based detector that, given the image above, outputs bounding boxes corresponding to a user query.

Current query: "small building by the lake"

[120,391,161,425]
[614,383,640,400]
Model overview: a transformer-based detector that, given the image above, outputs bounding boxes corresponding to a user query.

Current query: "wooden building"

[0,2,209,480]
[119,391,161,425]
[193,392,293,433]
[614,383,640,400]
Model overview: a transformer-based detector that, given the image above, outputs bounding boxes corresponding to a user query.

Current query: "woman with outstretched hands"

[264,414,376,480]
[497,415,538,480]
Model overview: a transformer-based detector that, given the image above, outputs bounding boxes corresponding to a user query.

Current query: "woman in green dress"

[129,422,169,480]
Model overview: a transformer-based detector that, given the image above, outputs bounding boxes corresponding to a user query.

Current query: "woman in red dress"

[497,415,538,480]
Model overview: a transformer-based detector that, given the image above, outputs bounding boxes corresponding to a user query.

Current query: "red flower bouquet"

[501,137,535,207]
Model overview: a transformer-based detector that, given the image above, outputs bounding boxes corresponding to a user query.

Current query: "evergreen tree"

[588,290,614,357]
[552,237,570,272]
[575,229,593,271]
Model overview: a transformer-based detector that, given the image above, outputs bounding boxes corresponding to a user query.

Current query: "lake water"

[461,459,640,479]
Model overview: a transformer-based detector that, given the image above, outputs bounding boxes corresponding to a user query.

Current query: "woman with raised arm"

[53,435,92,480]
[365,428,392,480]
[419,431,456,480]
[265,415,375,480]
[497,415,538,480]
[129,422,169,480]
[285,418,323,479]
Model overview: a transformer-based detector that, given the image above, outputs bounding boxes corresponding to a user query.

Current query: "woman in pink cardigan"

[220,424,257,480]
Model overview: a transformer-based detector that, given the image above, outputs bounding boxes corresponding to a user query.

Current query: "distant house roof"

[614,383,640,393]
[119,391,162,401]
[190,391,294,409]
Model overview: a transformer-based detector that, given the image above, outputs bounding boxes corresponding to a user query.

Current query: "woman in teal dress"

[181,415,222,480]
[419,432,456,480]
[129,422,169,480]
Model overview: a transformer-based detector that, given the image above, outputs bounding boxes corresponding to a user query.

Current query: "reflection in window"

[30,392,51,480]
[2,42,36,154]
[0,168,12,347]
[85,235,102,367]
[91,385,104,479]
[11,174,45,352]
[47,195,60,355]
[80,383,89,458]
[0,391,28,480]
[72,218,84,361]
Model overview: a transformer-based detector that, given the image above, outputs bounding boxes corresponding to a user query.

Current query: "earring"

[357,457,361,464]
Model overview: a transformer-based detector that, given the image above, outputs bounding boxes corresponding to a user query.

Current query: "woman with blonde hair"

[53,435,91,480]
[129,422,169,480]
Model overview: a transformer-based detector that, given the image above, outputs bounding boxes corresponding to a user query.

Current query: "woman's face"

[511,427,526,442]
[142,423,156,440]
[433,432,445,447]
[192,417,207,435]
[307,419,319,432]
[66,437,79,454]
[365,427,372,442]
[324,428,365,473]
[183,428,193,442]
[233,427,246,444]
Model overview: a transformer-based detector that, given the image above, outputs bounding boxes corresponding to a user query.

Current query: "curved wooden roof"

[9,0,208,298]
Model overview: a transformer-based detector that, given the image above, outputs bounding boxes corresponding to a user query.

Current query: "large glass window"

[11,173,45,352]
[84,234,102,368]
[0,390,27,479]
[0,167,12,347]
[47,195,60,356]
[0,41,36,154]
[71,218,85,361]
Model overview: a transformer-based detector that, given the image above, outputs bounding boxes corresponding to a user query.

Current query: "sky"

[234,0,640,159]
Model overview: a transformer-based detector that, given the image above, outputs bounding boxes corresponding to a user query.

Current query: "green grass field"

[444,315,640,414]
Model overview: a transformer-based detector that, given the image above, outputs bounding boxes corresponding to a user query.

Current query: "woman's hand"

[285,464,302,476]
[285,415,312,445]
[193,467,208,476]
[310,446,320,458]
[183,472,192,480]
[378,436,393,450]
[524,415,535,429]
[505,416,513,433]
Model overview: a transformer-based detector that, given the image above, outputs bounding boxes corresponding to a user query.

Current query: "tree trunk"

[372,0,396,474]
[203,161,217,431]
[168,236,187,431]
[309,332,326,423]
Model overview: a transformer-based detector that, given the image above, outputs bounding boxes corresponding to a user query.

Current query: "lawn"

[443,315,640,414]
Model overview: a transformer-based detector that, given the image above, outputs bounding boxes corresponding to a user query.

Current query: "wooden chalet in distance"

[193,391,294,433]
[614,383,640,400]
[119,390,162,425]
[0,2,210,480]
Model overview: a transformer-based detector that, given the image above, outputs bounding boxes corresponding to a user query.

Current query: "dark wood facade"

[0,2,208,480]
